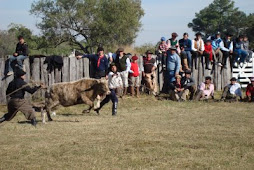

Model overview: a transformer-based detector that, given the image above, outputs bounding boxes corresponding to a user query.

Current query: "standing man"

[142,50,158,95]
[166,47,181,84]
[114,48,131,96]
[179,32,192,70]
[191,32,205,69]
[221,33,233,69]
[0,70,44,126]
[7,35,29,76]
[76,47,108,79]
[221,77,242,101]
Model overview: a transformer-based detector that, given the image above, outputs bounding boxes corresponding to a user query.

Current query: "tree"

[188,0,248,37]
[30,0,144,53]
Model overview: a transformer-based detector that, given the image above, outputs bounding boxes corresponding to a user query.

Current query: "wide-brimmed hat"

[195,32,202,36]
[172,32,178,37]
[230,77,237,81]
[146,50,153,54]
[169,47,177,51]
[117,48,124,52]
[185,70,192,75]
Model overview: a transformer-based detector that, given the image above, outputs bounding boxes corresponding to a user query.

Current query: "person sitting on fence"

[203,39,213,70]
[129,55,140,97]
[243,35,253,63]
[233,35,248,67]
[191,32,205,69]
[76,47,108,79]
[114,48,131,96]
[142,50,158,96]
[246,77,254,102]
[181,70,196,100]
[166,32,181,54]
[221,32,233,69]
[6,35,29,76]
[169,75,189,101]
[156,37,168,67]
[212,32,224,67]
[179,32,192,70]
[221,77,242,101]
[95,63,122,116]
[195,76,214,100]
[0,69,45,126]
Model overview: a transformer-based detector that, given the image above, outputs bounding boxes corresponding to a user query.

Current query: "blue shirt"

[82,54,109,72]
[166,51,181,73]
[179,38,192,51]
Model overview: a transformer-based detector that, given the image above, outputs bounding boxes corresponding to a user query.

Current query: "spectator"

[221,77,242,101]
[166,32,181,54]
[129,55,140,97]
[181,70,196,100]
[7,35,29,76]
[243,36,253,63]
[157,37,168,67]
[233,35,248,67]
[76,47,108,79]
[203,40,213,70]
[246,77,254,102]
[195,76,214,100]
[169,75,189,101]
[142,50,158,96]
[212,32,223,67]
[0,69,45,126]
[95,63,122,116]
[179,32,192,70]
[221,33,233,69]
[114,48,131,96]
[191,32,205,69]
[166,47,181,84]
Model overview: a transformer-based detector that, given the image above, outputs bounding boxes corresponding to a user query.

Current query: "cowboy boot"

[0,116,5,123]
[112,102,118,116]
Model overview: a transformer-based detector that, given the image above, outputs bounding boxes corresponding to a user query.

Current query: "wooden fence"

[0,55,232,104]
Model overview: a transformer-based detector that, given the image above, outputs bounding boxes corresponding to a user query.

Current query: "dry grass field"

[0,94,254,169]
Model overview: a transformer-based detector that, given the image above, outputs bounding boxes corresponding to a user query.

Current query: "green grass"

[0,95,254,169]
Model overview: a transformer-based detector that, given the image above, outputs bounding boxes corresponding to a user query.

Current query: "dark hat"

[205,76,212,80]
[172,32,178,37]
[226,32,233,36]
[117,48,124,52]
[97,47,104,52]
[110,62,117,68]
[18,35,24,40]
[205,39,211,43]
[215,31,221,35]
[230,77,237,81]
[169,47,177,51]
[183,32,188,36]
[15,69,26,77]
[132,55,138,61]
[185,70,192,75]
[195,32,202,36]
[146,50,153,54]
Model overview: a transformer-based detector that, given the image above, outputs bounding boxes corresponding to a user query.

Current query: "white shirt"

[228,83,242,97]
[191,39,205,51]
[108,72,123,89]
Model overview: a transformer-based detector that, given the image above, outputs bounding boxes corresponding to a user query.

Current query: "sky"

[0,0,253,46]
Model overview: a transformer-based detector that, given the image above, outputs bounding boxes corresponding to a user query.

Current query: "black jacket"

[6,78,40,99]
[15,42,29,56]
[181,76,195,89]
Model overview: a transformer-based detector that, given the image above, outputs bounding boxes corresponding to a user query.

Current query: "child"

[203,40,213,70]
[157,37,167,66]
[95,63,122,116]
[129,55,140,97]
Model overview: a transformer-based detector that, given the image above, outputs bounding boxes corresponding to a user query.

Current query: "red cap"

[132,55,138,61]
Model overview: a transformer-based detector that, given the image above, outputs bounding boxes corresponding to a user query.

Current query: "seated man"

[179,33,191,71]
[233,35,248,67]
[212,32,223,67]
[169,75,189,101]
[221,77,242,101]
[181,70,196,100]
[243,36,253,63]
[246,77,254,102]
[7,35,29,76]
[191,32,205,69]
[157,37,168,66]
[195,76,214,100]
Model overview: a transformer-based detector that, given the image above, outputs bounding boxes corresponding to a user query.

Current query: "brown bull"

[44,78,109,121]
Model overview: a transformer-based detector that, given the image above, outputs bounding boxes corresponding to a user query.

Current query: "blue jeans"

[168,70,176,83]
[100,89,118,108]
[182,51,192,67]
[234,49,247,63]
[8,55,28,72]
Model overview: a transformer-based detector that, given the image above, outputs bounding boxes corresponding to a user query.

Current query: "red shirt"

[204,44,213,61]
[246,84,254,97]
[130,62,139,77]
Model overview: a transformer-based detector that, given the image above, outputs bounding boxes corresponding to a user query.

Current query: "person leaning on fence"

[179,32,192,71]
[0,69,45,126]
[95,63,123,116]
[169,75,189,101]
[221,32,234,69]
[166,47,181,84]
[191,32,205,69]
[129,55,140,97]
[221,77,242,101]
[243,36,253,63]
[181,70,196,100]
[142,50,158,96]
[233,35,248,67]
[212,32,223,67]
[195,76,214,101]
[6,35,29,76]
[114,48,131,96]
[246,77,254,102]
[76,47,108,79]
[203,39,213,70]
